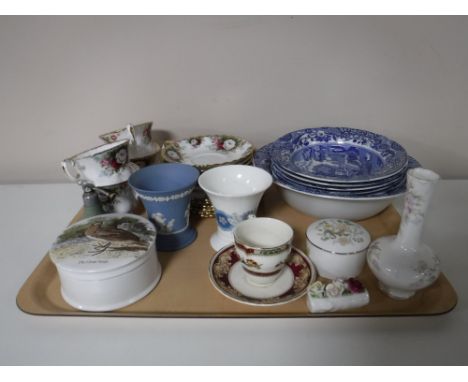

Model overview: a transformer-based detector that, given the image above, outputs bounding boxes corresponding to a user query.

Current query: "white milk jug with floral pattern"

[367,168,440,300]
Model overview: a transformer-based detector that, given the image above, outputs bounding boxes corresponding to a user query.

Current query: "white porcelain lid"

[49,213,156,274]
[306,218,370,254]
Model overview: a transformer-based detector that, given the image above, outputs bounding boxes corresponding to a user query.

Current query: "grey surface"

[0,181,466,365]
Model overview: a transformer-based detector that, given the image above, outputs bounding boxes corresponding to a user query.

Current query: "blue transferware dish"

[271,162,406,192]
[270,127,408,183]
[271,165,407,197]
[271,163,406,194]
[129,163,200,251]
[253,142,420,199]
[255,141,407,188]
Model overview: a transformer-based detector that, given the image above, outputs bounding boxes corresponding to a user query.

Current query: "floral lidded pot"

[306,218,371,279]
[367,168,441,300]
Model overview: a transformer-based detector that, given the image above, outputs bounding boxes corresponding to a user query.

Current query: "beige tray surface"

[16,187,457,318]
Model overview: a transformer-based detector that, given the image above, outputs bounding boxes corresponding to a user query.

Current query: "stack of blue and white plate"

[253,127,420,220]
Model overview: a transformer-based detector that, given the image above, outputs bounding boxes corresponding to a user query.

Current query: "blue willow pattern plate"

[253,142,420,199]
[270,127,408,183]
[271,165,407,197]
[270,163,406,193]
[270,162,406,191]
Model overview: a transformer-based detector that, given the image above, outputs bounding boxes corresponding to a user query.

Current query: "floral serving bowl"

[161,134,254,171]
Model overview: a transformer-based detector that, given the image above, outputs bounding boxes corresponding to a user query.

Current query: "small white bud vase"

[367,168,441,300]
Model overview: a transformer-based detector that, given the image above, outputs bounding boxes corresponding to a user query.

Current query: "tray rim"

[16,205,458,319]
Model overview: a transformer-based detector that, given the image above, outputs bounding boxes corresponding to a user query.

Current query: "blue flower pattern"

[215,210,256,231]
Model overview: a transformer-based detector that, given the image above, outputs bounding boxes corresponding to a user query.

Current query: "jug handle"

[61,159,81,183]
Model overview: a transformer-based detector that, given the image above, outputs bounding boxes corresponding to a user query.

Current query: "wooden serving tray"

[16,187,457,318]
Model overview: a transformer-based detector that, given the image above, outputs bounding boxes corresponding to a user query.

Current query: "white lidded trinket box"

[306,218,371,279]
[48,213,161,312]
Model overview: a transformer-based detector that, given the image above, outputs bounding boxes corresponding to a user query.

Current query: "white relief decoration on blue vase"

[136,187,193,202]
[215,210,256,231]
[151,212,176,235]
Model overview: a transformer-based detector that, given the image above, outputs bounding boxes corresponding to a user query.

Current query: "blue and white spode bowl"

[129,163,200,251]
[270,127,408,183]
[253,141,421,220]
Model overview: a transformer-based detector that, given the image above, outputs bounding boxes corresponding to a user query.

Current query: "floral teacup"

[234,217,294,286]
[61,141,136,187]
[100,122,160,160]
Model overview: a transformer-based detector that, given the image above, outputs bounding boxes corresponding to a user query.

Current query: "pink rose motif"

[346,278,364,294]
[110,159,120,170]
[214,137,224,150]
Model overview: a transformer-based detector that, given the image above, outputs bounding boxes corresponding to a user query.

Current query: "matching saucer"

[209,245,316,306]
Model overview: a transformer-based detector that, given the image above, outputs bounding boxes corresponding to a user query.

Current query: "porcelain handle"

[61,159,81,183]
[127,124,137,144]
[161,140,176,161]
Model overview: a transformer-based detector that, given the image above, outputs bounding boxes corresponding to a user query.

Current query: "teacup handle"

[161,140,176,161]
[61,159,81,183]
[127,124,137,144]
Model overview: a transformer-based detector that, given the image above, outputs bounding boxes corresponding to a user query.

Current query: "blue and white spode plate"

[271,165,407,197]
[271,163,406,193]
[271,162,406,191]
[270,127,408,183]
[253,142,420,200]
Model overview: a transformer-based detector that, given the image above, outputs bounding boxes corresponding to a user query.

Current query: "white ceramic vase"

[367,168,441,300]
[198,165,273,251]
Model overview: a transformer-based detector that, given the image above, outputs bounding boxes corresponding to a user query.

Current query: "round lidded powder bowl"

[306,218,371,279]
[49,213,161,312]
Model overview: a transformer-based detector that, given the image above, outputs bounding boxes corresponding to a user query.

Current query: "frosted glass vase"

[367,168,441,300]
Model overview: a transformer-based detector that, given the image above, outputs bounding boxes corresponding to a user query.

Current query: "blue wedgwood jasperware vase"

[129,163,200,251]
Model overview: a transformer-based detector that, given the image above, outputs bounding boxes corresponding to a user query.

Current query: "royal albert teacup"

[100,121,160,161]
[234,217,294,286]
[61,140,135,187]
[128,163,200,251]
[198,165,273,251]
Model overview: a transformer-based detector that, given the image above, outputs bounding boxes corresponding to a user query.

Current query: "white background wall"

[0,15,467,183]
